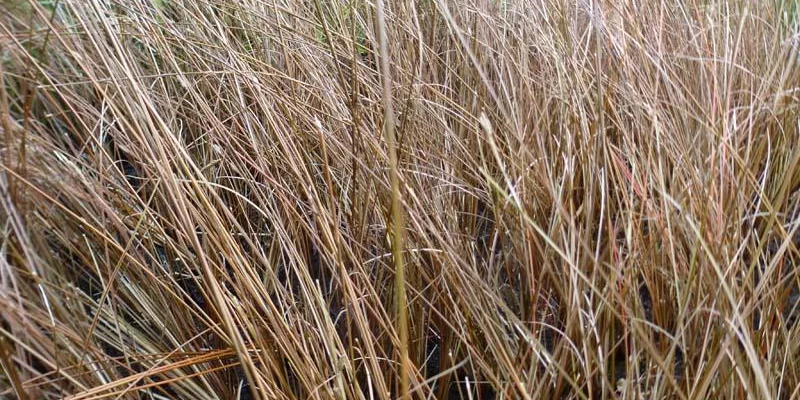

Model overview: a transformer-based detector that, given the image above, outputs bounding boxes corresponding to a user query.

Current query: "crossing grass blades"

[2,0,800,399]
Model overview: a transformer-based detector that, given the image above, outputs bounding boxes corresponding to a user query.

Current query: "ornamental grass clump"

[1,1,800,399]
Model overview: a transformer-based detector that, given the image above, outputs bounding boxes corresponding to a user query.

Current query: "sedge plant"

[1,0,800,399]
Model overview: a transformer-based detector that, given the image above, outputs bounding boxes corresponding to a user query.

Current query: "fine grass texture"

[2,0,800,399]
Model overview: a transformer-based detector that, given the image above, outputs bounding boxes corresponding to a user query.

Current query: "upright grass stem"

[375,0,409,398]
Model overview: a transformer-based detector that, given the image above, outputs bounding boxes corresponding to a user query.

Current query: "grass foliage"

[2,0,800,398]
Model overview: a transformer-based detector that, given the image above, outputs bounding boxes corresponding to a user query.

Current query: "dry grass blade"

[375,0,410,399]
